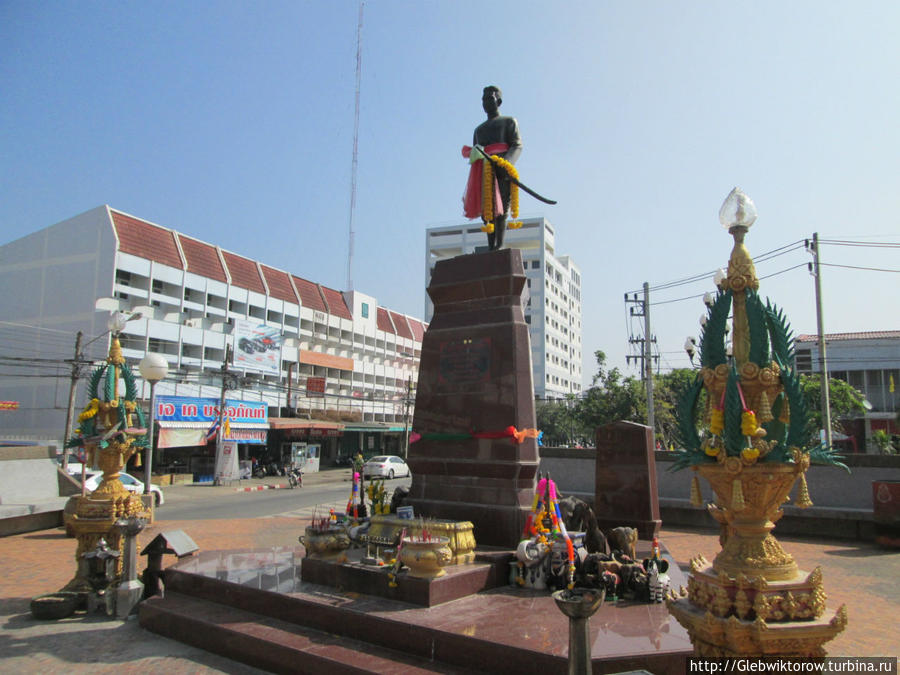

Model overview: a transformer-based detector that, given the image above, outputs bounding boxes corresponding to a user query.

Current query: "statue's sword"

[472,145,557,205]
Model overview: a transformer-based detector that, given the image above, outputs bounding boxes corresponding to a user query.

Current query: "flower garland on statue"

[481,153,522,234]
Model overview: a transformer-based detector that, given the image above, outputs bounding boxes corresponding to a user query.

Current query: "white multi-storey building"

[0,206,425,454]
[424,217,582,399]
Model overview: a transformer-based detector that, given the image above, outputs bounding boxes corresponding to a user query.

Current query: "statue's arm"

[504,117,523,165]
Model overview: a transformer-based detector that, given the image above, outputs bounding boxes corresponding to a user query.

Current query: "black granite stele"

[406,249,539,549]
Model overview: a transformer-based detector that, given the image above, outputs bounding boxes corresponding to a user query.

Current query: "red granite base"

[300,548,511,607]
[139,541,694,674]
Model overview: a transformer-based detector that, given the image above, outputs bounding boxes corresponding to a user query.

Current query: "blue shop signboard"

[155,395,268,445]
[155,396,267,424]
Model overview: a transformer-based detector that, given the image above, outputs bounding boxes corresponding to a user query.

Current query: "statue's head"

[482,86,502,115]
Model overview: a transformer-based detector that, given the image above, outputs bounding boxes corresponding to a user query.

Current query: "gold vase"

[697,460,801,581]
[300,526,351,560]
[399,537,452,579]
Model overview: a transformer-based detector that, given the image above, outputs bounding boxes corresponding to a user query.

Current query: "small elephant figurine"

[609,526,638,561]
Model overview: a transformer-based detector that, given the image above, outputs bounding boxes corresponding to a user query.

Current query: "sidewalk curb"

[235,483,292,492]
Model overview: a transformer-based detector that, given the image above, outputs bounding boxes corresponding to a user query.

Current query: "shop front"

[153,395,268,481]
[268,418,344,471]
[340,422,409,461]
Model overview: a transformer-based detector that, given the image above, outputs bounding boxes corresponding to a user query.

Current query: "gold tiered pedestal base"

[667,595,847,657]
[62,483,144,593]
[670,462,847,656]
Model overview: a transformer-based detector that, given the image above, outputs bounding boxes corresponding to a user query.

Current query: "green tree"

[654,368,705,450]
[576,351,645,434]
[535,397,581,447]
[799,375,867,442]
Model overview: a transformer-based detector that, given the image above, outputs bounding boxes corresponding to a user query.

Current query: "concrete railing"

[0,445,76,535]
[539,446,900,540]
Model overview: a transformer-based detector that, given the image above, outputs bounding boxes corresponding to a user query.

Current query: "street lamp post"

[139,353,168,495]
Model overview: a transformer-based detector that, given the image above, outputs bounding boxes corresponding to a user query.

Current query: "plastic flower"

[741,410,758,436]
[710,408,724,435]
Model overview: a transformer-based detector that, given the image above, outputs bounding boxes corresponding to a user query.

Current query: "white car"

[362,455,411,480]
[56,453,94,477]
[84,471,165,506]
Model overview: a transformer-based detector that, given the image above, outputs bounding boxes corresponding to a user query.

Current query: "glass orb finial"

[719,187,757,229]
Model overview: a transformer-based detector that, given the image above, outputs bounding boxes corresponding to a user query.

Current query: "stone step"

[140,591,480,674]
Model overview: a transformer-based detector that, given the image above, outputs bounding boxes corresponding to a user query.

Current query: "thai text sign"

[155,396,268,424]
[306,376,326,397]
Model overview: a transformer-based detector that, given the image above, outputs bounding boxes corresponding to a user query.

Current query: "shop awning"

[157,421,268,448]
[342,422,407,433]
[268,418,343,430]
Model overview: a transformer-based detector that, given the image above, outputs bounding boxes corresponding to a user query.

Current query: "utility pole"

[62,331,84,470]
[214,344,233,486]
[624,285,657,444]
[402,376,413,459]
[807,233,832,449]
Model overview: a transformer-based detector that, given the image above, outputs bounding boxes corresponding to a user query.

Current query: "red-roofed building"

[179,236,227,283]
[376,307,395,334]
[221,251,266,294]
[0,205,428,461]
[321,286,352,320]
[260,265,299,304]
[112,211,183,270]
[389,311,414,340]
[292,275,327,313]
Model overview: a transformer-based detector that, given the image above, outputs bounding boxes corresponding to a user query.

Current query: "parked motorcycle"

[252,464,267,479]
[266,462,284,476]
[286,466,303,488]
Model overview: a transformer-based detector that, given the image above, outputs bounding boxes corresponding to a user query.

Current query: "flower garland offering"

[478,151,522,232]
[548,479,576,589]
[411,425,541,445]
[517,476,575,589]
[346,471,361,519]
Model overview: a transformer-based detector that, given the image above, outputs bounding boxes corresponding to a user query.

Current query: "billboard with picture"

[233,319,282,375]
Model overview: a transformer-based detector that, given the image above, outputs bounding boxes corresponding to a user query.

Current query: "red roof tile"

[407,318,426,342]
[389,311,414,340]
[178,235,227,282]
[261,265,298,304]
[111,211,183,269]
[292,275,327,313]
[221,251,265,293]
[796,331,900,342]
[377,307,395,334]
[321,286,352,320]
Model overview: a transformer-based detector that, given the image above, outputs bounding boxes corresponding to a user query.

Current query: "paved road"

[159,472,412,521]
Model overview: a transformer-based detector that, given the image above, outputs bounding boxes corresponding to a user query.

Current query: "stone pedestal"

[407,249,538,548]
[593,421,661,540]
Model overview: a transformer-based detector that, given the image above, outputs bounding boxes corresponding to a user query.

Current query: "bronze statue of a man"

[462,86,523,250]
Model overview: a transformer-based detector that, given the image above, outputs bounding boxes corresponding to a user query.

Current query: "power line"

[627,240,806,295]
[820,262,900,274]
[819,239,900,248]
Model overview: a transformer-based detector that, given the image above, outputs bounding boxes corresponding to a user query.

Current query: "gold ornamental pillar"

[666,189,847,657]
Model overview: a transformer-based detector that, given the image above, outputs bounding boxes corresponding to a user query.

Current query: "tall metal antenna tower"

[346,2,364,291]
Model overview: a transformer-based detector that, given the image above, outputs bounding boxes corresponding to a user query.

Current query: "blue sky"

[2,1,898,383]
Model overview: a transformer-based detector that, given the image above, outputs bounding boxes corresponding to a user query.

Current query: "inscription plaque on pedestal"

[407,249,538,548]
[593,420,661,540]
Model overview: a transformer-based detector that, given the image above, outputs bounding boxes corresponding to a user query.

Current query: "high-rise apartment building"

[425,217,582,399]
